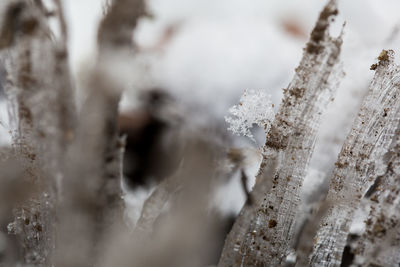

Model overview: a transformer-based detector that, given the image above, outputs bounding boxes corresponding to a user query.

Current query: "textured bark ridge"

[218,0,343,266]
[1,1,75,265]
[0,0,145,265]
[56,0,146,265]
[310,50,400,266]
[133,174,179,235]
[348,133,400,266]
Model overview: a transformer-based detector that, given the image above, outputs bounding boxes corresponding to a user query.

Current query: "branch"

[310,50,400,265]
[55,0,147,265]
[350,132,400,266]
[219,0,343,265]
[0,0,76,265]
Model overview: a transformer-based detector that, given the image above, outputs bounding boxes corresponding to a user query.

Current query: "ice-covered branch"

[133,174,180,235]
[348,132,400,266]
[219,0,343,265]
[310,50,400,266]
[55,0,147,265]
[0,1,77,265]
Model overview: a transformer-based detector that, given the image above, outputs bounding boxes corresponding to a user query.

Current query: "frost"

[225,89,274,142]
[7,221,21,235]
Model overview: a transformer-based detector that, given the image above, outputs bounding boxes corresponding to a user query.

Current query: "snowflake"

[225,89,275,142]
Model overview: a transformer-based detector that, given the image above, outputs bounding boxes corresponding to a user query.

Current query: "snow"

[225,89,274,143]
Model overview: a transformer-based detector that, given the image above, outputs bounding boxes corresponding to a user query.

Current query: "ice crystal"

[225,89,274,142]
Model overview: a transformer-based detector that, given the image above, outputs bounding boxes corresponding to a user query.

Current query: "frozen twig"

[219,0,343,265]
[348,131,400,266]
[91,0,147,232]
[55,0,147,265]
[0,0,76,265]
[133,173,180,235]
[310,49,400,266]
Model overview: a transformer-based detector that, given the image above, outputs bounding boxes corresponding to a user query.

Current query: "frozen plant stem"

[133,174,180,235]
[219,0,343,265]
[349,131,400,266]
[55,0,147,265]
[310,49,400,266]
[0,0,76,265]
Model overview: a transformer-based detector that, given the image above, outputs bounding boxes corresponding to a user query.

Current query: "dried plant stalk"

[310,50,400,266]
[0,1,76,265]
[218,0,343,266]
[348,132,400,266]
[133,175,179,235]
[55,0,146,265]
[87,0,147,232]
